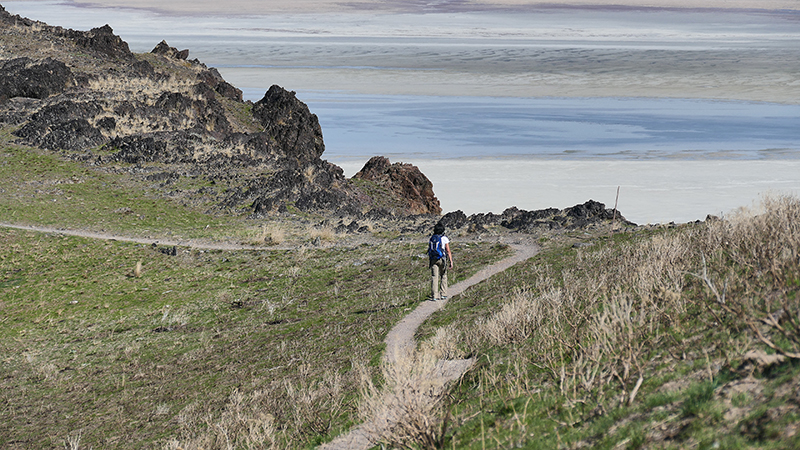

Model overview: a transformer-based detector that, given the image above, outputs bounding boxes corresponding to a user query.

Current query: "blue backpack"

[428,234,445,261]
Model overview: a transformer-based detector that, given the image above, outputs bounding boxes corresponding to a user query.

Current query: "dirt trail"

[320,242,539,450]
[0,222,272,251]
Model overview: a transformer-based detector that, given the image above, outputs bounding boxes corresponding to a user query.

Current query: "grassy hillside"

[0,137,511,449]
[415,196,800,449]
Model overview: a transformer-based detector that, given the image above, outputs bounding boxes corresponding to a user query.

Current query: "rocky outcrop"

[197,68,243,102]
[68,24,134,60]
[353,156,441,215]
[151,40,189,60]
[252,85,325,163]
[439,200,635,232]
[0,57,75,101]
[14,99,105,151]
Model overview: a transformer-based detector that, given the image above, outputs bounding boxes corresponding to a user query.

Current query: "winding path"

[320,243,539,450]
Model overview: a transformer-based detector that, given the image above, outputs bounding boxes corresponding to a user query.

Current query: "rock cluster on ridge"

[438,200,635,232]
[0,5,441,217]
[0,5,633,231]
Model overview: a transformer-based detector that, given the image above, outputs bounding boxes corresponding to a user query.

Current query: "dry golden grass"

[359,347,451,449]
[165,389,279,450]
[308,225,338,243]
[467,214,695,405]
[88,76,196,103]
[252,222,286,246]
[419,324,464,361]
[695,194,800,359]
[448,193,800,441]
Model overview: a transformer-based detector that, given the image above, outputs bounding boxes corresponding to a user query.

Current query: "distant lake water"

[240,90,800,163]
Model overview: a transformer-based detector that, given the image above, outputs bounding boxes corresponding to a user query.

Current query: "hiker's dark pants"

[430,257,448,300]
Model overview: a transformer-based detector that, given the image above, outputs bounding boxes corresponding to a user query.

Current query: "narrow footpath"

[320,243,539,450]
[0,222,271,251]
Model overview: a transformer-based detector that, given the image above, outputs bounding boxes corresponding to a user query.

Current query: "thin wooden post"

[611,186,620,240]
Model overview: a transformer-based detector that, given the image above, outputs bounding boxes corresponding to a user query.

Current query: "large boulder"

[151,40,189,60]
[13,100,106,151]
[353,156,442,215]
[197,68,243,102]
[71,24,133,60]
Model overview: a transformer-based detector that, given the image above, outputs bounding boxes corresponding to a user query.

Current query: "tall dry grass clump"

[468,194,800,414]
[419,324,464,361]
[165,389,279,450]
[694,194,800,359]
[308,225,338,243]
[251,222,286,246]
[359,347,453,449]
[165,369,350,449]
[476,226,692,404]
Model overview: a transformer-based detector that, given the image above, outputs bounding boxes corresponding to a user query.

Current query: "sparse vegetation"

[0,136,509,448]
[5,150,800,448]
[416,194,800,449]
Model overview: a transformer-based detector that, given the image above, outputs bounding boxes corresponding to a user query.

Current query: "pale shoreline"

[334,159,800,225]
[223,66,800,105]
[10,0,800,15]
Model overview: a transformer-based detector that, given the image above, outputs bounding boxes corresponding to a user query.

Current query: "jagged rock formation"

[439,200,636,232]
[353,156,441,216]
[0,5,633,228]
[0,5,441,217]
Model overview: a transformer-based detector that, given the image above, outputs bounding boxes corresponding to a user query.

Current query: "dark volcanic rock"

[151,40,189,60]
[0,57,75,101]
[438,210,468,230]
[353,156,442,215]
[252,85,325,164]
[240,160,357,216]
[13,100,107,151]
[1,8,445,218]
[70,24,133,60]
[198,68,243,102]
[108,135,169,163]
[441,200,636,233]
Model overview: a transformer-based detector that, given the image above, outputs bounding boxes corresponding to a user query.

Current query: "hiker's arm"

[445,243,454,268]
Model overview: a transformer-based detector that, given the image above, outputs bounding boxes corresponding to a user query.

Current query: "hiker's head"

[433,223,445,235]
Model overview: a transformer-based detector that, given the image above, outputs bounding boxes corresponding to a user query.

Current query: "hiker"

[428,223,454,301]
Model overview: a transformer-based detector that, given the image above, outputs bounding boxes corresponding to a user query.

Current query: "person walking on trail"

[428,223,454,301]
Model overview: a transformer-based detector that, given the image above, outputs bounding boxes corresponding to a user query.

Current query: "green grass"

[1,223,508,448]
[0,136,509,448]
[0,140,240,239]
[409,200,800,450]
